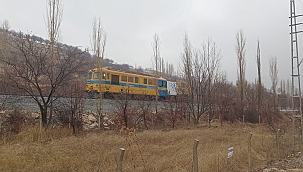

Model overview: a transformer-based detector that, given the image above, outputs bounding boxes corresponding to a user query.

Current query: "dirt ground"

[257,152,303,172]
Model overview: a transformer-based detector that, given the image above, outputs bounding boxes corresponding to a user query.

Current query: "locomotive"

[86,68,169,100]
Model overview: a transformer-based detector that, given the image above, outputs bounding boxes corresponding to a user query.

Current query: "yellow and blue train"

[86,68,168,99]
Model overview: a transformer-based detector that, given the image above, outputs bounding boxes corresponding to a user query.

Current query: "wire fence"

[107,128,301,172]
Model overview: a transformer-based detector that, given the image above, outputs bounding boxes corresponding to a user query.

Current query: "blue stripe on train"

[87,80,166,90]
[87,80,111,84]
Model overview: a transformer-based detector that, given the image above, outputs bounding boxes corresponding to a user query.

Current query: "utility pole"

[290,0,303,150]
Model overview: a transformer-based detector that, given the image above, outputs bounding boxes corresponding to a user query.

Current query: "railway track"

[0,95,166,112]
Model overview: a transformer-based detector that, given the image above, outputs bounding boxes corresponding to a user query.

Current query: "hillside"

[0,28,181,97]
[0,28,158,78]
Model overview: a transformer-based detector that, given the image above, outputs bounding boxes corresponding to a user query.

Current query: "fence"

[0,123,301,172]
[110,127,299,172]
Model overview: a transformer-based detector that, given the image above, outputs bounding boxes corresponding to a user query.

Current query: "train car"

[86,68,168,99]
[167,81,189,99]
[167,81,177,97]
[176,81,189,95]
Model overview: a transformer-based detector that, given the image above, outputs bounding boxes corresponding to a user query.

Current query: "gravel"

[257,153,303,172]
[0,95,161,112]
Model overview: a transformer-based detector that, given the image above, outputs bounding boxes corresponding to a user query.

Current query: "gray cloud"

[0,0,301,88]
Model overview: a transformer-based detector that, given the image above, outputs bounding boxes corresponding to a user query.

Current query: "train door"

[111,75,119,85]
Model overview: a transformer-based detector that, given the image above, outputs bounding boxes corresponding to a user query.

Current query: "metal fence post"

[259,115,261,124]
[248,132,253,171]
[193,139,199,172]
[277,129,281,160]
[117,148,125,172]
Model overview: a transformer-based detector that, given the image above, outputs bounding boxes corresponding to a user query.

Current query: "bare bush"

[111,87,134,129]
[133,97,153,130]
[0,109,25,143]
[54,82,85,135]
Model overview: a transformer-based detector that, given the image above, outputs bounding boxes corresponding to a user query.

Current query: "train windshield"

[158,80,167,88]
[163,81,167,88]
[93,72,99,79]
[88,72,92,79]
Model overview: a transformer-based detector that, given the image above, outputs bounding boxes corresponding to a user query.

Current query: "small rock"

[31,112,40,119]
[88,122,98,129]
[88,114,97,122]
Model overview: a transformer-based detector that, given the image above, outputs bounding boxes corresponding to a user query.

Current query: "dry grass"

[0,123,294,172]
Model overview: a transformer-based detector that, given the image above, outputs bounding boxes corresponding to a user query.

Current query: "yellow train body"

[86,68,168,99]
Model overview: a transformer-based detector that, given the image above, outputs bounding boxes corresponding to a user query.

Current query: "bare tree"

[269,56,278,107]
[163,93,184,129]
[256,39,262,113]
[3,33,87,126]
[164,61,175,80]
[235,30,247,122]
[46,0,63,126]
[161,57,165,78]
[134,97,153,130]
[68,83,85,135]
[152,33,160,115]
[181,34,221,125]
[215,73,237,125]
[47,0,62,44]
[181,33,193,122]
[246,82,259,122]
[0,1,88,127]
[55,82,85,135]
[112,87,134,128]
[278,79,288,110]
[236,30,247,102]
[0,20,15,94]
[0,20,10,61]
[91,17,107,129]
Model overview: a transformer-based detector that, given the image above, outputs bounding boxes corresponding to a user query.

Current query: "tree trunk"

[39,106,48,126]
[143,112,148,130]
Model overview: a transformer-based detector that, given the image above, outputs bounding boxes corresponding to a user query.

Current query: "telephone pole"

[290,0,303,150]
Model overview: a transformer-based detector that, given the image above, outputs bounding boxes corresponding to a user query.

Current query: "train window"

[163,81,167,88]
[128,76,134,82]
[102,72,106,79]
[111,75,119,85]
[107,73,110,79]
[88,72,92,79]
[122,75,127,82]
[135,77,139,83]
[148,79,153,85]
[158,80,163,87]
[144,78,147,84]
[93,72,99,79]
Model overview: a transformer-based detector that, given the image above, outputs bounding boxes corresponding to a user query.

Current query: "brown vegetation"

[0,123,297,172]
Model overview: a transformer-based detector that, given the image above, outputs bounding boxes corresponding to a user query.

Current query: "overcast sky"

[0,0,302,88]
